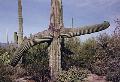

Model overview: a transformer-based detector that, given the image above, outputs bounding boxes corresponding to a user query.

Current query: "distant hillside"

[0,42,18,48]
[0,42,8,48]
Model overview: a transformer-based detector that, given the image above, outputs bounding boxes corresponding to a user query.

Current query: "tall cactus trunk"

[18,0,23,47]
[48,38,61,81]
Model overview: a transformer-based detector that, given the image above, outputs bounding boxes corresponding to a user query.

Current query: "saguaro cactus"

[18,0,23,47]
[14,32,18,44]
[10,0,110,81]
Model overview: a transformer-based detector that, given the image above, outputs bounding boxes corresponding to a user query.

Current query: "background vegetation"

[0,19,120,82]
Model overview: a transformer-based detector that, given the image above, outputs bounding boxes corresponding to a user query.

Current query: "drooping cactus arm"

[61,21,110,38]
[30,30,53,39]
[10,38,51,67]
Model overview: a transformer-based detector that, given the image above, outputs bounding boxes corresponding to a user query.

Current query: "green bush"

[0,64,13,82]
[57,66,91,82]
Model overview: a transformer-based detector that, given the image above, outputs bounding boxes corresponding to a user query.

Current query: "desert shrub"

[0,44,16,64]
[22,43,48,66]
[0,46,16,81]
[0,52,10,64]
[61,37,82,70]
[17,43,50,81]
[89,19,120,82]
[78,38,97,68]
[0,64,13,82]
[0,47,6,55]
[85,33,120,82]
[63,37,97,68]
[57,66,91,82]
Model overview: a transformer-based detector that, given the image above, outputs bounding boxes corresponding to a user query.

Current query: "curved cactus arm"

[10,38,51,67]
[34,38,52,43]
[30,30,53,39]
[61,21,110,38]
